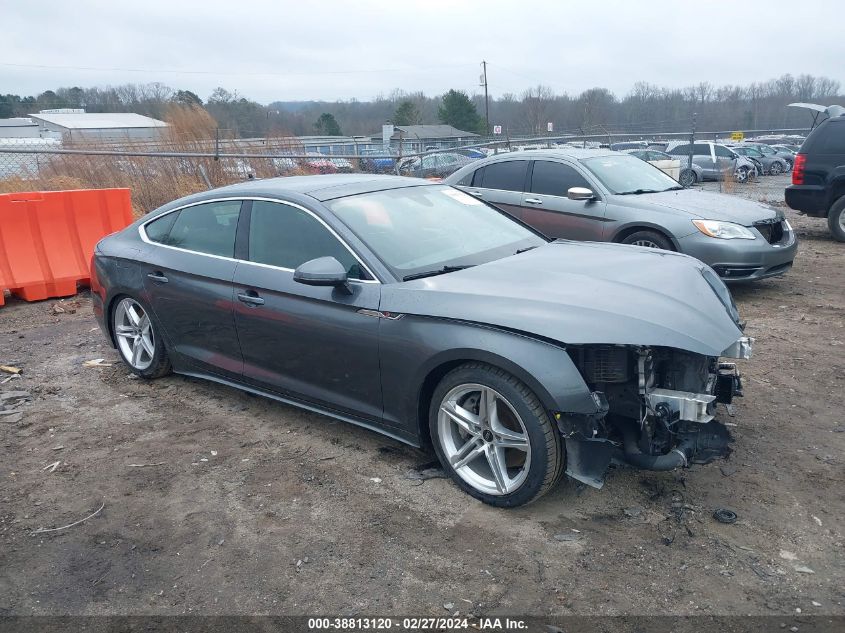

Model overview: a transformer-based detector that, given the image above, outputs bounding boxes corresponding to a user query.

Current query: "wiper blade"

[515,245,538,254]
[402,265,474,282]
[616,188,661,195]
[663,185,685,191]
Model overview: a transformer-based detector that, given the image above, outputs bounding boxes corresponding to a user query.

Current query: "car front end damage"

[558,337,751,488]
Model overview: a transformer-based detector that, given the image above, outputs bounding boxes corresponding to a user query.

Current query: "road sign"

[547,122,554,132]
[493,125,502,135]
[731,131,744,141]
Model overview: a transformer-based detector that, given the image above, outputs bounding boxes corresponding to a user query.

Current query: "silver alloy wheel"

[839,209,845,234]
[438,383,531,496]
[735,167,748,183]
[679,170,695,187]
[114,298,155,371]
[770,161,782,175]
[631,239,661,248]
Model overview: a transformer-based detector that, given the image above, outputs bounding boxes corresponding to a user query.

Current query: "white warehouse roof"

[29,112,168,130]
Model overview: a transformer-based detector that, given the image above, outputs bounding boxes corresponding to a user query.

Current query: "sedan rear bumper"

[678,229,797,282]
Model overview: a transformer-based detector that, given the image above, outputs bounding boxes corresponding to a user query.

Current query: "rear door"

[233,199,383,422]
[140,200,243,378]
[519,159,606,240]
[458,159,529,219]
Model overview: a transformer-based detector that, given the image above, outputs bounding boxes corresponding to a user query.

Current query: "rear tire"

[828,197,845,242]
[770,161,783,175]
[429,362,564,508]
[112,296,171,379]
[679,169,697,187]
[620,230,674,251]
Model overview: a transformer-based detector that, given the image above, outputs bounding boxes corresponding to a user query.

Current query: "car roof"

[490,147,620,161]
[212,174,432,202]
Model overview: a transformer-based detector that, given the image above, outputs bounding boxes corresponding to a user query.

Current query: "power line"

[0,61,478,78]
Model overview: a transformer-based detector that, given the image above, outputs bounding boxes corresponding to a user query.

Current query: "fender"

[377,315,600,440]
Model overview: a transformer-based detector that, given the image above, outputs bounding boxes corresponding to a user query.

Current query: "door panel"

[233,199,383,422]
[520,160,607,241]
[233,264,383,421]
[459,160,529,220]
[140,201,243,377]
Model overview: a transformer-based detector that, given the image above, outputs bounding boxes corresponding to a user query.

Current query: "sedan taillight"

[792,153,807,185]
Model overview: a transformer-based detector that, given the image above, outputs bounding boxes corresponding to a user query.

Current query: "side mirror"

[293,256,352,294]
[567,187,595,201]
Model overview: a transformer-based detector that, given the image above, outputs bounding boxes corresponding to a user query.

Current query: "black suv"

[785,115,845,241]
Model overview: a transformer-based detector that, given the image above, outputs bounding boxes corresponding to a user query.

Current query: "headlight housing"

[692,219,756,240]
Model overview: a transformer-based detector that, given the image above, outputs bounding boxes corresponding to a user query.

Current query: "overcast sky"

[2,0,842,104]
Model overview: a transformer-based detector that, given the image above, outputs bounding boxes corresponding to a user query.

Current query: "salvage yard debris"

[0,365,22,374]
[83,358,113,367]
[29,501,106,536]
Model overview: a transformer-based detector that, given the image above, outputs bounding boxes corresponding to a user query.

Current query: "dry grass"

[0,106,318,214]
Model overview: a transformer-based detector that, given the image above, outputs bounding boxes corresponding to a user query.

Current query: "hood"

[614,188,781,224]
[381,241,743,357]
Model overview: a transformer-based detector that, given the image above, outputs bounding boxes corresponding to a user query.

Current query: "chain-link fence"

[0,125,809,214]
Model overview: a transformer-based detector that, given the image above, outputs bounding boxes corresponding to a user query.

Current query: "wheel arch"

[409,332,598,450]
[826,178,845,214]
[610,224,680,251]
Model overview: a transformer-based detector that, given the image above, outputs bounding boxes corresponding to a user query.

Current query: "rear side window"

[529,161,590,197]
[146,201,241,257]
[248,201,365,279]
[808,121,845,154]
[144,211,178,243]
[479,160,528,192]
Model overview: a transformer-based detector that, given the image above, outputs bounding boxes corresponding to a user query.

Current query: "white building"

[28,110,168,142]
[0,118,41,138]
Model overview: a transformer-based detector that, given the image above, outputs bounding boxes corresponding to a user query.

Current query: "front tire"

[828,196,845,242]
[769,161,783,175]
[620,230,674,250]
[112,296,171,378]
[429,363,563,507]
[735,166,750,183]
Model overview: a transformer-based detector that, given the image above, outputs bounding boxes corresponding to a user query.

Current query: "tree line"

[1,73,841,140]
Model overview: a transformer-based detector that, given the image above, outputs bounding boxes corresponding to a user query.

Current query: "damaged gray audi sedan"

[92,175,750,507]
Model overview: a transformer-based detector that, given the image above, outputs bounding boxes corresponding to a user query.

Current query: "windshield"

[328,185,546,280]
[581,154,682,194]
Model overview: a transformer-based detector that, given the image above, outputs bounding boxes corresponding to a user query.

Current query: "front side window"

[715,145,734,158]
[248,201,365,279]
[146,200,241,257]
[529,161,590,197]
[328,185,544,280]
[479,160,528,192]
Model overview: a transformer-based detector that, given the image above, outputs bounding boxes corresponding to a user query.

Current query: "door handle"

[147,272,169,283]
[524,198,543,205]
[237,292,265,306]
[468,190,484,197]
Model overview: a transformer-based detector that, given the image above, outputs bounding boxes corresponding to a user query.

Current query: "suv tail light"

[792,153,806,185]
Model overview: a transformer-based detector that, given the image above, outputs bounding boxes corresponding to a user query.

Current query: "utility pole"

[688,111,697,172]
[480,61,490,136]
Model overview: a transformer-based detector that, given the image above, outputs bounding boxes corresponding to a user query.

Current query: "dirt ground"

[0,174,843,619]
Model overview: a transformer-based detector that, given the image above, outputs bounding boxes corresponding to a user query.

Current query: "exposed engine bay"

[558,343,749,488]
